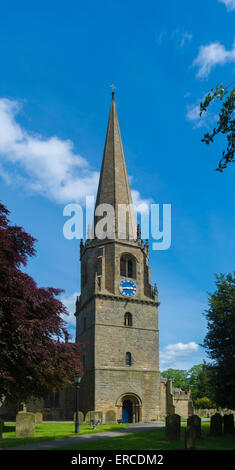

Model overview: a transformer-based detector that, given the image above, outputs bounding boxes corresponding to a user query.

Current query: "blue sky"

[0,0,235,371]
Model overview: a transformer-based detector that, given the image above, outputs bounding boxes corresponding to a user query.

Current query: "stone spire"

[94,92,136,240]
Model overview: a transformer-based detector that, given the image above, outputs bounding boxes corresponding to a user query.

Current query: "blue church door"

[122,400,133,423]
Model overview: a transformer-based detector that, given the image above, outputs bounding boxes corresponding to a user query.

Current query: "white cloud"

[186,102,204,128]
[157,29,192,49]
[160,341,200,370]
[193,40,235,78]
[219,0,235,11]
[0,98,149,208]
[0,98,99,204]
[131,189,152,214]
[186,99,217,128]
[180,32,192,49]
[60,291,80,331]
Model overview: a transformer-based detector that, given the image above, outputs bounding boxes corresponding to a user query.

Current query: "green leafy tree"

[194,397,215,410]
[200,82,235,172]
[187,364,203,400]
[195,363,215,402]
[202,272,235,409]
[161,364,216,403]
[161,369,189,391]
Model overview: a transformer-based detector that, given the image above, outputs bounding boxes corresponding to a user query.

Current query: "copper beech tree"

[0,202,83,403]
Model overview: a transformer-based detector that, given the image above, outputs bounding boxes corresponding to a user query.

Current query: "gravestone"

[16,412,35,437]
[35,412,43,424]
[73,411,84,425]
[166,414,181,441]
[223,414,234,434]
[0,418,3,440]
[185,424,196,450]
[187,414,201,438]
[85,411,103,425]
[105,410,116,424]
[210,413,223,436]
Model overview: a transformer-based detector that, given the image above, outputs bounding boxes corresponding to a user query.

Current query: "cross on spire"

[109,83,116,98]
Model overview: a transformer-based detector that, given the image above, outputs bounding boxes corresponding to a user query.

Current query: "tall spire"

[94,93,136,240]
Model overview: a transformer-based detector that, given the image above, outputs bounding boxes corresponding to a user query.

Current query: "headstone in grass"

[105,410,116,424]
[187,414,201,439]
[210,413,223,436]
[185,424,196,450]
[0,418,3,440]
[223,414,234,435]
[16,412,35,437]
[73,411,84,424]
[166,414,181,441]
[85,411,103,425]
[35,412,43,424]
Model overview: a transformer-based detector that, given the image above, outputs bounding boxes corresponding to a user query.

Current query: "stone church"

[76,92,161,423]
[74,92,193,423]
[0,93,193,423]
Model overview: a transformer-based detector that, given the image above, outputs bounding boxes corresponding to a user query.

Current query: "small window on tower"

[124,312,132,327]
[126,352,132,366]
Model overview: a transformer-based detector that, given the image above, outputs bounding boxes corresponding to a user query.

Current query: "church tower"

[75,93,161,423]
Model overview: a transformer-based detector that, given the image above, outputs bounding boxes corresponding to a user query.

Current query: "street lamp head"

[73,372,82,385]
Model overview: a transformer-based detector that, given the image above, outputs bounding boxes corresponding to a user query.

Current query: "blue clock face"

[119,279,137,297]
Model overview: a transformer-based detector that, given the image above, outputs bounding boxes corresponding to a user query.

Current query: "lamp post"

[73,372,82,433]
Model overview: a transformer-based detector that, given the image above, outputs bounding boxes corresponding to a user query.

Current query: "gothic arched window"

[126,352,132,366]
[124,312,132,327]
[120,255,136,279]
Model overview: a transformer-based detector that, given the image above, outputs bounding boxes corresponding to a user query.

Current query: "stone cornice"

[76,292,160,315]
[84,367,160,373]
[76,322,159,336]
[80,237,147,260]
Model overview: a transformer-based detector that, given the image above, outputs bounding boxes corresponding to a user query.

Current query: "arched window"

[120,256,126,276]
[124,312,132,327]
[120,255,136,279]
[128,259,133,278]
[126,352,132,366]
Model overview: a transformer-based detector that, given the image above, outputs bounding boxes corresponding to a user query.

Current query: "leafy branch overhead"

[200,82,235,172]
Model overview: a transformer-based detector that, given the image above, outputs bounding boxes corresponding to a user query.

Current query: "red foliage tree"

[0,202,83,403]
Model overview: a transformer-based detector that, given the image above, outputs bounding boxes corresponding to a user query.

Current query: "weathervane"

[110,83,116,97]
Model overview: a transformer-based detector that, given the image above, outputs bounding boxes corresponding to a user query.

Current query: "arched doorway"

[122,400,133,423]
[116,393,142,423]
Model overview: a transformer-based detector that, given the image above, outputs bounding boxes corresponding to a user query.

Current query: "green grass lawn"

[0,422,128,449]
[55,422,235,451]
[1,422,235,450]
